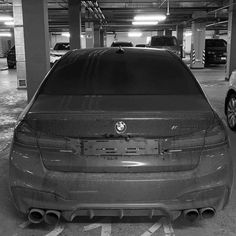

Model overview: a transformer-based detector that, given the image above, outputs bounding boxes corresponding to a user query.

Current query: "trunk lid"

[26,94,214,172]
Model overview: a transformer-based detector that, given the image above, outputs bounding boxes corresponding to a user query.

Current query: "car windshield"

[41,49,201,96]
[151,37,177,46]
[53,43,70,50]
[111,42,133,47]
[206,39,226,47]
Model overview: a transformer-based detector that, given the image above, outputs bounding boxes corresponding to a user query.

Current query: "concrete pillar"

[176,25,183,45]
[13,0,27,89]
[176,25,184,58]
[94,25,100,47]
[85,22,94,48]
[100,29,105,47]
[21,0,50,101]
[157,30,164,36]
[226,0,236,80]
[190,22,206,69]
[68,0,81,49]
[165,29,172,36]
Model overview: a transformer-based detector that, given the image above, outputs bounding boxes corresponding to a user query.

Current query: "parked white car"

[225,70,236,130]
[50,42,70,66]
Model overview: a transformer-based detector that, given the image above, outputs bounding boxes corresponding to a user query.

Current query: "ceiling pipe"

[167,0,170,16]
[82,0,106,24]
[207,3,236,14]
[159,0,167,8]
[206,20,228,27]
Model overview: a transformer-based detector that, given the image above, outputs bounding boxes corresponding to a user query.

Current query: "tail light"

[205,118,228,148]
[160,130,206,154]
[14,120,37,147]
[169,130,206,150]
[161,118,227,153]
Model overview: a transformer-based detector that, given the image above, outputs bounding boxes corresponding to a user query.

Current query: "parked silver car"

[225,70,236,130]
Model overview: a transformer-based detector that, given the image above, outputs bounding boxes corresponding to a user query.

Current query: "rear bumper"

[11,185,229,220]
[9,143,233,220]
[205,55,226,64]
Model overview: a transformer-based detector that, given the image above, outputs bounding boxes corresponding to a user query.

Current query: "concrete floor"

[0,58,236,236]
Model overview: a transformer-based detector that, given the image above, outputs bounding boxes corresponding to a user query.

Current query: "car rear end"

[205,39,227,65]
[9,48,233,222]
[50,43,70,67]
[150,36,181,58]
[111,41,133,47]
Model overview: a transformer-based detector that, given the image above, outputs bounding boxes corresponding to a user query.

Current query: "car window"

[151,37,177,46]
[111,42,133,47]
[53,43,70,50]
[41,49,201,96]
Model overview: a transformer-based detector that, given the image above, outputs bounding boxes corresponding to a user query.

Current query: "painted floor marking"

[101,224,112,236]
[140,218,175,236]
[44,224,65,236]
[84,222,112,236]
[140,222,162,236]
[162,218,175,236]
[18,221,31,229]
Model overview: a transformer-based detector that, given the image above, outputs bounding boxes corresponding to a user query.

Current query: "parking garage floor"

[0,59,236,236]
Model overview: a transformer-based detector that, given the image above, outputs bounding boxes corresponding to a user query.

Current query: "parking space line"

[162,218,175,236]
[18,221,31,229]
[101,224,112,236]
[44,224,65,236]
[84,223,104,231]
[84,222,112,236]
[140,222,162,236]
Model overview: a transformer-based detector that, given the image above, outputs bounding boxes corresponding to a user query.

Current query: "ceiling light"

[4,21,14,26]
[61,32,85,38]
[0,16,13,21]
[0,32,12,37]
[132,21,158,26]
[184,31,192,37]
[128,32,143,37]
[61,32,70,37]
[134,15,166,22]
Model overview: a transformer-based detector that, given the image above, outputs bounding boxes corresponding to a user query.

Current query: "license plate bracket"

[82,139,159,156]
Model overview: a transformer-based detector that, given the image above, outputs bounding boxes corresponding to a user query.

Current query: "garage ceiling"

[0,0,229,32]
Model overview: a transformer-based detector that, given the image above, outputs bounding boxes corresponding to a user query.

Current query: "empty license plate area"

[82,139,159,156]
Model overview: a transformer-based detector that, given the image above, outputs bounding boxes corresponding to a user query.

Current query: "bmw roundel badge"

[115,121,127,134]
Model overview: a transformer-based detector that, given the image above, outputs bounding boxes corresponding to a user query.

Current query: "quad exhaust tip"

[183,209,199,222]
[183,207,215,222]
[44,210,61,225]
[28,209,45,224]
[199,207,215,219]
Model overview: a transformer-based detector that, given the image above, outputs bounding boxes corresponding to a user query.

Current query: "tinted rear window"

[54,43,70,50]
[206,39,226,47]
[111,42,133,47]
[41,49,201,95]
[151,37,177,46]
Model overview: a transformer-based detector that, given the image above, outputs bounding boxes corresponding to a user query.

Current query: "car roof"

[60,47,173,62]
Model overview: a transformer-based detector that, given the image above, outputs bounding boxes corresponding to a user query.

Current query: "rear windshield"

[151,37,177,46]
[41,49,201,96]
[53,43,70,50]
[206,39,226,47]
